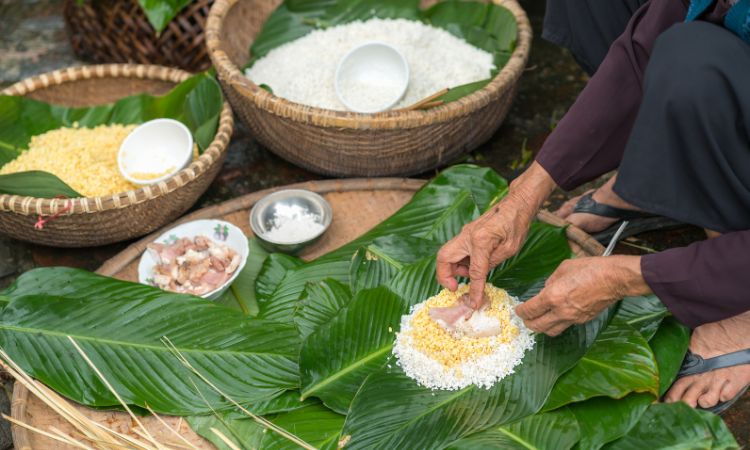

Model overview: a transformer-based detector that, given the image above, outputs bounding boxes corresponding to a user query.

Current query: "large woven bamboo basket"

[10,178,604,449]
[206,0,532,177]
[63,0,214,72]
[0,64,234,248]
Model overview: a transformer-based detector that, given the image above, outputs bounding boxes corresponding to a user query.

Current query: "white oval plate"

[138,219,249,300]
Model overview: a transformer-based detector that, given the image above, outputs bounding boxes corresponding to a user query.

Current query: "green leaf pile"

[0,165,738,449]
[247,0,518,104]
[0,72,223,198]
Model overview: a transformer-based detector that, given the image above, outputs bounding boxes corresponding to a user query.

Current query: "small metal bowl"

[250,189,333,254]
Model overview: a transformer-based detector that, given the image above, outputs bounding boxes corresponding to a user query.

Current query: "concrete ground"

[0,0,747,447]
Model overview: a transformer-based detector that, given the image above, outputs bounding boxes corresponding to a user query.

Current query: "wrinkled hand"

[515,256,650,336]
[436,193,536,308]
[436,162,556,309]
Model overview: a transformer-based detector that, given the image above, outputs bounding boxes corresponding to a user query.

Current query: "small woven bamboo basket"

[0,64,234,248]
[63,0,214,72]
[206,0,532,177]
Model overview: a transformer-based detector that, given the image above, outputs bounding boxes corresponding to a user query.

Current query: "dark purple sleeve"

[641,231,750,329]
[535,0,687,190]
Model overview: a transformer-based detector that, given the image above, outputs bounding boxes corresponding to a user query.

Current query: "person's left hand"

[515,255,650,336]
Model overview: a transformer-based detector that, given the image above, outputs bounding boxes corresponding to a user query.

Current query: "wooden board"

[10,178,604,449]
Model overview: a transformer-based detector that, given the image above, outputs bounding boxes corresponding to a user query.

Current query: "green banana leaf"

[248,0,517,103]
[349,246,403,294]
[649,316,691,396]
[488,222,572,296]
[447,408,581,450]
[75,0,192,34]
[256,165,505,325]
[299,286,405,414]
[695,410,740,450]
[0,270,299,415]
[543,319,659,411]
[217,238,268,315]
[138,0,193,33]
[340,310,611,449]
[0,73,223,198]
[256,253,304,303]
[614,295,669,341]
[294,279,352,339]
[603,402,733,449]
[567,393,655,450]
[188,404,345,450]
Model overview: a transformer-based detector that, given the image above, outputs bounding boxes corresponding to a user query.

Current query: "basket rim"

[205,0,532,130]
[0,63,234,217]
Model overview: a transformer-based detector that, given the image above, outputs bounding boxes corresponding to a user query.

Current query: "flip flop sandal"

[572,192,682,244]
[674,349,750,415]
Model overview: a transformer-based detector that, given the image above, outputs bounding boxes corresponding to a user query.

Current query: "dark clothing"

[542,0,648,75]
[538,0,750,328]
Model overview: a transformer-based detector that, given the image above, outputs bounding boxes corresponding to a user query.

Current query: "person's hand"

[436,162,556,308]
[515,255,651,336]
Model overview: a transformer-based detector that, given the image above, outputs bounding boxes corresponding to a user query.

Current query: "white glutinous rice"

[263,203,325,243]
[245,18,496,111]
[393,284,535,390]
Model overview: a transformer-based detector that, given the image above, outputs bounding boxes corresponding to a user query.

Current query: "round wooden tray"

[11,178,603,449]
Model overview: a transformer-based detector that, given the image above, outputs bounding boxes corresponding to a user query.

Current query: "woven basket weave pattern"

[0,64,234,247]
[206,0,532,176]
[63,0,214,72]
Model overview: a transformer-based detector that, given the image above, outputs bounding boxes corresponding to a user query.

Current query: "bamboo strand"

[210,428,243,450]
[143,403,200,450]
[161,337,317,450]
[400,87,449,111]
[2,415,93,450]
[67,337,164,450]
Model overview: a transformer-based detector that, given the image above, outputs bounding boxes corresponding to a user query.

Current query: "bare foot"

[664,312,750,409]
[554,175,643,234]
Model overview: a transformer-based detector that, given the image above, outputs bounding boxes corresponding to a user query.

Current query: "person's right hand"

[435,162,557,308]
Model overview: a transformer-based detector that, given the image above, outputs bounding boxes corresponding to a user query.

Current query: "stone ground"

[0,0,747,447]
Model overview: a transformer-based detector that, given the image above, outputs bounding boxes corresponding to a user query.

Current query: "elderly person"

[436,0,750,414]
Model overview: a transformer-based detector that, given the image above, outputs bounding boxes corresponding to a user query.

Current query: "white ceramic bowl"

[335,41,410,113]
[118,118,194,185]
[138,219,250,300]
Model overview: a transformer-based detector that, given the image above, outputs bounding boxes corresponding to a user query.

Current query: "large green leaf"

[256,253,304,303]
[567,393,654,450]
[299,287,405,414]
[188,404,345,450]
[489,222,572,296]
[604,402,715,449]
[695,410,739,450]
[217,238,268,316]
[649,316,690,397]
[294,278,352,339]
[386,256,441,306]
[341,310,610,449]
[137,0,193,34]
[0,73,223,197]
[258,165,501,323]
[543,320,659,411]
[0,271,299,415]
[447,408,580,450]
[615,295,669,341]
[248,0,517,103]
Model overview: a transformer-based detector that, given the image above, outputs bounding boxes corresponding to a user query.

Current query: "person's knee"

[646,22,739,108]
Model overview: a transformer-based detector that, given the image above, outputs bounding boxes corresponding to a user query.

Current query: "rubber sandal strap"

[704,385,749,415]
[678,349,750,377]
[573,192,652,220]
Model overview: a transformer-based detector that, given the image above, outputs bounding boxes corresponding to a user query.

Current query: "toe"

[664,376,693,403]
[720,379,741,403]
[697,379,725,409]
[681,377,710,408]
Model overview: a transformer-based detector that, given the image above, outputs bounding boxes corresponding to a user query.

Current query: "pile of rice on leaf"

[393,283,534,390]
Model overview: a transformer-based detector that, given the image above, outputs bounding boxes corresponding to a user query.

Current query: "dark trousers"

[544,0,750,233]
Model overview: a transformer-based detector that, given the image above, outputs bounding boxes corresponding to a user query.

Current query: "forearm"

[504,161,557,216]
